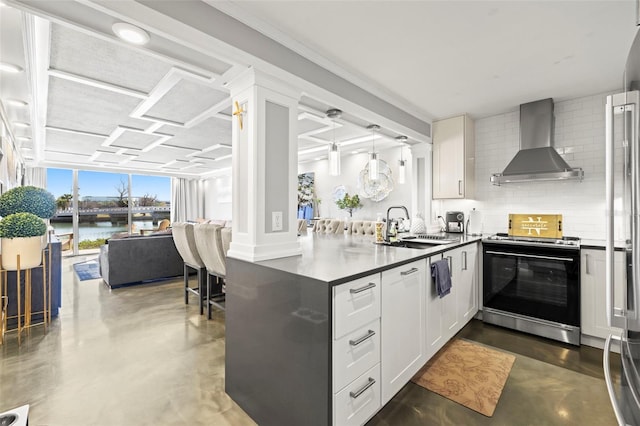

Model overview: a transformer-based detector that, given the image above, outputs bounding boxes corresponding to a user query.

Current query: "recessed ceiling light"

[0,62,23,73]
[112,22,150,45]
[13,121,30,128]
[5,99,28,107]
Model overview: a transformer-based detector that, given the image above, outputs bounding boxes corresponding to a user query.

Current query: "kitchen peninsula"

[225,233,481,426]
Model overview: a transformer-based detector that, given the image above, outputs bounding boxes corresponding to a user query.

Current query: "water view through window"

[47,168,171,246]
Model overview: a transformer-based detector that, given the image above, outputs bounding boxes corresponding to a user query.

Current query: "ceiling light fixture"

[5,99,28,107]
[326,108,342,176]
[13,121,29,128]
[396,136,408,184]
[367,124,381,180]
[112,22,150,45]
[0,62,23,73]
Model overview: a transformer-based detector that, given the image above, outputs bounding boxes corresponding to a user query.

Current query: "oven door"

[483,243,580,327]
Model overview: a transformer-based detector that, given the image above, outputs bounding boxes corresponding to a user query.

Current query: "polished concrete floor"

[0,255,620,425]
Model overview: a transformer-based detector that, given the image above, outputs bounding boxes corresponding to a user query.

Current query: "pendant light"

[396,135,408,184]
[367,124,380,180]
[326,109,342,176]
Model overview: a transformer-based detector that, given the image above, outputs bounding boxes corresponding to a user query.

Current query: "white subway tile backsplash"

[438,91,616,240]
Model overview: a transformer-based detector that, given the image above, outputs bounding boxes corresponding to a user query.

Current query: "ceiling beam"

[22,12,49,165]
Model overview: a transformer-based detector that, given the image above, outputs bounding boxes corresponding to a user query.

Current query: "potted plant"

[335,193,363,218]
[0,186,57,270]
[0,212,47,270]
[0,186,56,219]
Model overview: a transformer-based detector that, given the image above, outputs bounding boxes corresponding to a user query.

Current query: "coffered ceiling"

[0,2,407,178]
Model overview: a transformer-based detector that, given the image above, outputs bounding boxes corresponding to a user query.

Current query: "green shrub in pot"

[0,212,47,238]
[0,185,56,219]
[0,212,47,270]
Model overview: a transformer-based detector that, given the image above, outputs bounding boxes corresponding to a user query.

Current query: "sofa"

[99,232,183,288]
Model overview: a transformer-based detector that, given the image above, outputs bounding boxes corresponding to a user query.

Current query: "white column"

[227,68,302,262]
[410,142,432,223]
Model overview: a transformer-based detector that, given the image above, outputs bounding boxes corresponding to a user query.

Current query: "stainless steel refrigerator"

[605,25,640,426]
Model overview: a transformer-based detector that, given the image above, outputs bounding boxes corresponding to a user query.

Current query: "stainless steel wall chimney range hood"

[490,98,584,185]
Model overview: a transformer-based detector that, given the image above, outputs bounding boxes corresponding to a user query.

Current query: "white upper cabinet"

[432,115,475,199]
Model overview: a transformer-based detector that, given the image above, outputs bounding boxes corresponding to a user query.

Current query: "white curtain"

[24,166,47,188]
[171,177,205,223]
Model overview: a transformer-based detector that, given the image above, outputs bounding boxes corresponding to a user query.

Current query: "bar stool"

[172,223,207,315]
[194,223,230,319]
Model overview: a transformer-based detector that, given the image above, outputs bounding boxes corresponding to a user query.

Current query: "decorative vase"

[410,213,427,234]
[1,236,43,270]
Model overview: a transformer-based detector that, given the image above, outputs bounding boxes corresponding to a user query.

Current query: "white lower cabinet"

[581,248,625,341]
[380,260,427,405]
[425,257,445,359]
[333,273,381,426]
[334,363,381,426]
[333,319,381,393]
[457,244,479,324]
[426,243,479,360]
[331,243,479,425]
[334,274,381,340]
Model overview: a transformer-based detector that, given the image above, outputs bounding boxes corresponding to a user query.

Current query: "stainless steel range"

[484,233,580,248]
[482,233,581,345]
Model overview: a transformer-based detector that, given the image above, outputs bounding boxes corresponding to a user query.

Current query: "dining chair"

[347,220,377,236]
[297,219,308,235]
[313,219,344,234]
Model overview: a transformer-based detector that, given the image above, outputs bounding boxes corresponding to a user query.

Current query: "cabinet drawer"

[334,363,381,426]
[334,274,381,339]
[333,319,380,393]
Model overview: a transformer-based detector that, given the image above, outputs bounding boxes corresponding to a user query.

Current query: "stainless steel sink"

[380,241,439,249]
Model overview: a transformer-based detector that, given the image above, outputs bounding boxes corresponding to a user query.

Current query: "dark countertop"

[580,239,627,250]
[249,233,482,286]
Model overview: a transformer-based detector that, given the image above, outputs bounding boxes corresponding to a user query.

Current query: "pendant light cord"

[372,126,376,152]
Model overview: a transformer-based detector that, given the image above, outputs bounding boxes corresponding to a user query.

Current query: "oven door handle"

[484,250,574,262]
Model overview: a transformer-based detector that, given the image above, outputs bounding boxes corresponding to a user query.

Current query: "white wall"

[438,92,614,240]
[298,146,413,222]
[204,175,232,220]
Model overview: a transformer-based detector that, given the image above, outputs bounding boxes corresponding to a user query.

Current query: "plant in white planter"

[0,212,47,270]
[0,186,57,270]
[0,186,56,219]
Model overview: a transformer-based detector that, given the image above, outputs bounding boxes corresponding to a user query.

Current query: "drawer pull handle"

[350,282,376,294]
[349,377,376,399]
[401,267,419,276]
[349,330,376,346]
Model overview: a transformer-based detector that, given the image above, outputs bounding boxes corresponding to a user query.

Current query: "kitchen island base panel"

[483,307,580,346]
[225,257,331,426]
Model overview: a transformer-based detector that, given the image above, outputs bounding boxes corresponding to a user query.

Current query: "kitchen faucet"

[385,206,410,242]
